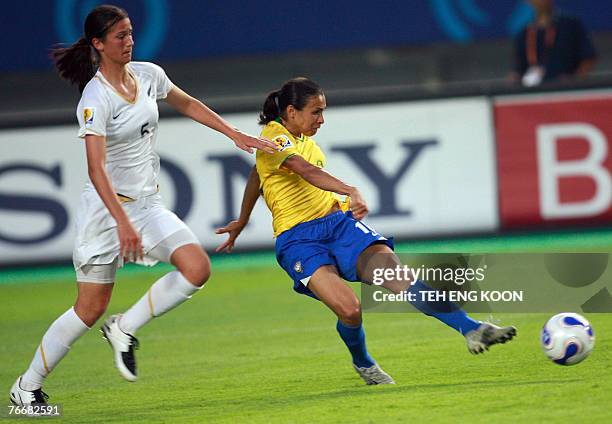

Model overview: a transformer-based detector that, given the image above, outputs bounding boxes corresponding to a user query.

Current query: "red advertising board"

[495,92,612,229]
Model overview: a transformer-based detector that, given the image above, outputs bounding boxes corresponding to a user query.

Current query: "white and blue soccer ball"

[541,313,595,366]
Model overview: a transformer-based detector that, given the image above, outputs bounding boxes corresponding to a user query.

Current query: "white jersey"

[72,62,193,271]
[76,61,173,199]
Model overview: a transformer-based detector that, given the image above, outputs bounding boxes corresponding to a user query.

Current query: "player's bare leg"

[102,243,209,381]
[357,243,516,354]
[308,265,395,385]
[11,282,111,405]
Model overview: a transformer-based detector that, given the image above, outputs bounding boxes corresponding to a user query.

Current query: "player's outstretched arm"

[164,86,278,154]
[282,155,369,220]
[216,166,261,253]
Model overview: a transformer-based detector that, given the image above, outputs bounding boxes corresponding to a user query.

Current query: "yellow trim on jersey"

[256,121,347,236]
[94,66,140,104]
[116,193,135,203]
[79,129,105,138]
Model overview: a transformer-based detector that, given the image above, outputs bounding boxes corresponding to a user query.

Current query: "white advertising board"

[0,97,497,264]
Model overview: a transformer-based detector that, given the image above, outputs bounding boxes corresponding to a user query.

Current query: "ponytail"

[51,37,97,93]
[258,90,281,125]
[50,5,129,93]
[258,77,324,126]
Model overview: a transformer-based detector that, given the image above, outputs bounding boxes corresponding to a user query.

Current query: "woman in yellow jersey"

[217,77,516,385]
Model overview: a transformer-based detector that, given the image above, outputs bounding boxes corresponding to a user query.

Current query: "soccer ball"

[541,313,595,366]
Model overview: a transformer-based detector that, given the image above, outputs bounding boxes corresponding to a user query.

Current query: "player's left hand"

[232,130,278,154]
[215,220,246,253]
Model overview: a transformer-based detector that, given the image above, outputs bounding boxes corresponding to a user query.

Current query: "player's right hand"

[215,220,246,253]
[232,130,278,154]
[117,220,143,262]
[348,189,369,220]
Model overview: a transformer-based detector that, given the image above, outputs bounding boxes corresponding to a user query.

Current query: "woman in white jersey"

[10,4,276,406]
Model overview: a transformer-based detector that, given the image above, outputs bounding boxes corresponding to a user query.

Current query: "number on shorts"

[355,221,379,236]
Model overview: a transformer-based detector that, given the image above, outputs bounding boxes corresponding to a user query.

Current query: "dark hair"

[51,5,129,92]
[258,77,324,125]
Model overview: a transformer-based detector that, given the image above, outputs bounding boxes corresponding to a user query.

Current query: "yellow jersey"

[256,121,347,237]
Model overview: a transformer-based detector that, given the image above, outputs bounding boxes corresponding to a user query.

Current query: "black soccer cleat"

[101,314,140,381]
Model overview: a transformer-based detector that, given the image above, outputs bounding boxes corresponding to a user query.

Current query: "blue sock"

[336,320,376,368]
[408,280,480,335]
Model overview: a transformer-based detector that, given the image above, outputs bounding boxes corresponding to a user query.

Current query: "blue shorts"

[275,211,394,299]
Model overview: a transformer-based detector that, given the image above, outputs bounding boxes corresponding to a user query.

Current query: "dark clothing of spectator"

[514,14,597,83]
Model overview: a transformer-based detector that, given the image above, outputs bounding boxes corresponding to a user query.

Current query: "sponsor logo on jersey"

[83,107,95,126]
[273,135,294,152]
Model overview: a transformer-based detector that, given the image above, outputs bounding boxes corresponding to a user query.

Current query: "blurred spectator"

[510,0,597,87]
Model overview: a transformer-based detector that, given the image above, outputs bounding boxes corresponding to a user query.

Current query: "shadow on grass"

[131,377,581,413]
[258,377,582,404]
[52,377,583,423]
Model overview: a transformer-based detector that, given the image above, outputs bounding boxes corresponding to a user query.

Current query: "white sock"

[21,307,90,391]
[119,270,200,335]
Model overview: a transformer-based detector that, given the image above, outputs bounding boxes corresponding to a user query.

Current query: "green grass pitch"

[1,232,612,423]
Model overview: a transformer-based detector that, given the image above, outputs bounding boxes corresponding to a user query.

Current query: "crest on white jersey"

[83,107,95,126]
